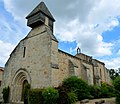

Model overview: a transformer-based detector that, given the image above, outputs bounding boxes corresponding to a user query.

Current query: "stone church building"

[2,2,111,103]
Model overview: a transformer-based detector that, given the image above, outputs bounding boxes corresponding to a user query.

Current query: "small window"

[0,81,1,86]
[23,47,26,58]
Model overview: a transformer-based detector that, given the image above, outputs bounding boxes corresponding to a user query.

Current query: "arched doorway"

[21,80,28,101]
[11,69,31,103]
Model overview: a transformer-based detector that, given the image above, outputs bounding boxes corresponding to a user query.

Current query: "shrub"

[113,77,120,91]
[23,83,30,104]
[116,94,120,104]
[113,77,120,104]
[57,86,68,104]
[89,83,115,99]
[42,87,59,104]
[100,82,115,98]
[67,92,78,104]
[62,76,90,100]
[29,89,44,104]
[89,85,101,99]
[2,86,10,103]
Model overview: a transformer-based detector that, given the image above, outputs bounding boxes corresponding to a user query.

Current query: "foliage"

[62,76,90,100]
[57,86,68,104]
[116,95,120,104]
[100,82,115,98]
[23,83,31,104]
[89,85,101,99]
[2,86,10,103]
[113,77,120,104]
[67,92,78,104]
[113,77,120,91]
[26,76,116,104]
[89,83,115,99]
[29,89,44,104]
[109,69,120,80]
[42,87,59,104]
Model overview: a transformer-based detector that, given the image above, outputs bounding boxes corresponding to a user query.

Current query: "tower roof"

[26,2,55,21]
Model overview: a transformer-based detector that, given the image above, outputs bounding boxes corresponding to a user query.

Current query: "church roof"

[26,2,55,21]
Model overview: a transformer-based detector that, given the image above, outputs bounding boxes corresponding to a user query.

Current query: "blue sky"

[0,0,120,69]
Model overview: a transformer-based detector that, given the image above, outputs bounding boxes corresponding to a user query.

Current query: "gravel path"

[76,97,115,104]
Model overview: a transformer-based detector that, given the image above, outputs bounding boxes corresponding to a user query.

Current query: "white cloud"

[56,19,113,56]
[3,0,40,23]
[0,12,29,44]
[0,40,15,67]
[53,0,120,57]
[2,0,120,68]
[102,57,120,69]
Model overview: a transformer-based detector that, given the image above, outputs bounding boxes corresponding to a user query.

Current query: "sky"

[0,0,120,69]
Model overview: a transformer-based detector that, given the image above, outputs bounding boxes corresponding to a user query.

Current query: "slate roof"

[26,2,55,21]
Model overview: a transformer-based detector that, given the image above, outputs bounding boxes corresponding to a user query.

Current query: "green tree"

[109,69,119,80]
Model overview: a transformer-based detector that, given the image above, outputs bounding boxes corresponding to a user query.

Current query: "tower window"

[23,47,26,58]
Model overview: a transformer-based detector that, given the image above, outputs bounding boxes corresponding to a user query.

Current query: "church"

[2,2,111,103]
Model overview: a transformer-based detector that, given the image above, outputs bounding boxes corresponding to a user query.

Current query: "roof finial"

[77,47,81,54]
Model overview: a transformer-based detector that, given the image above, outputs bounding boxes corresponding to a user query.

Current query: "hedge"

[29,89,44,104]
[62,76,90,100]
[42,87,59,104]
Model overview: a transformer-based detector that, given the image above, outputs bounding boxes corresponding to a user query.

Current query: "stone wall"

[93,59,111,85]
[51,50,82,87]
[4,25,52,88]
[3,25,55,102]
[104,68,111,85]
[81,61,94,85]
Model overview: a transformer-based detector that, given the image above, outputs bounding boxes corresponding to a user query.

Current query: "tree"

[109,69,119,80]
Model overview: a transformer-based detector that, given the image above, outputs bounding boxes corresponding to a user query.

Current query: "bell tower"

[26,2,55,32]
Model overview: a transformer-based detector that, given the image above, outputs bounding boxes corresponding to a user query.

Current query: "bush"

[42,87,59,104]
[57,86,68,104]
[67,92,78,104]
[89,85,101,99]
[89,83,115,99]
[113,77,120,91]
[29,89,44,104]
[100,82,115,98]
[2,86,10,103]
[62,76,90,100]
[113,77,120,104]
[115,92,120,104]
